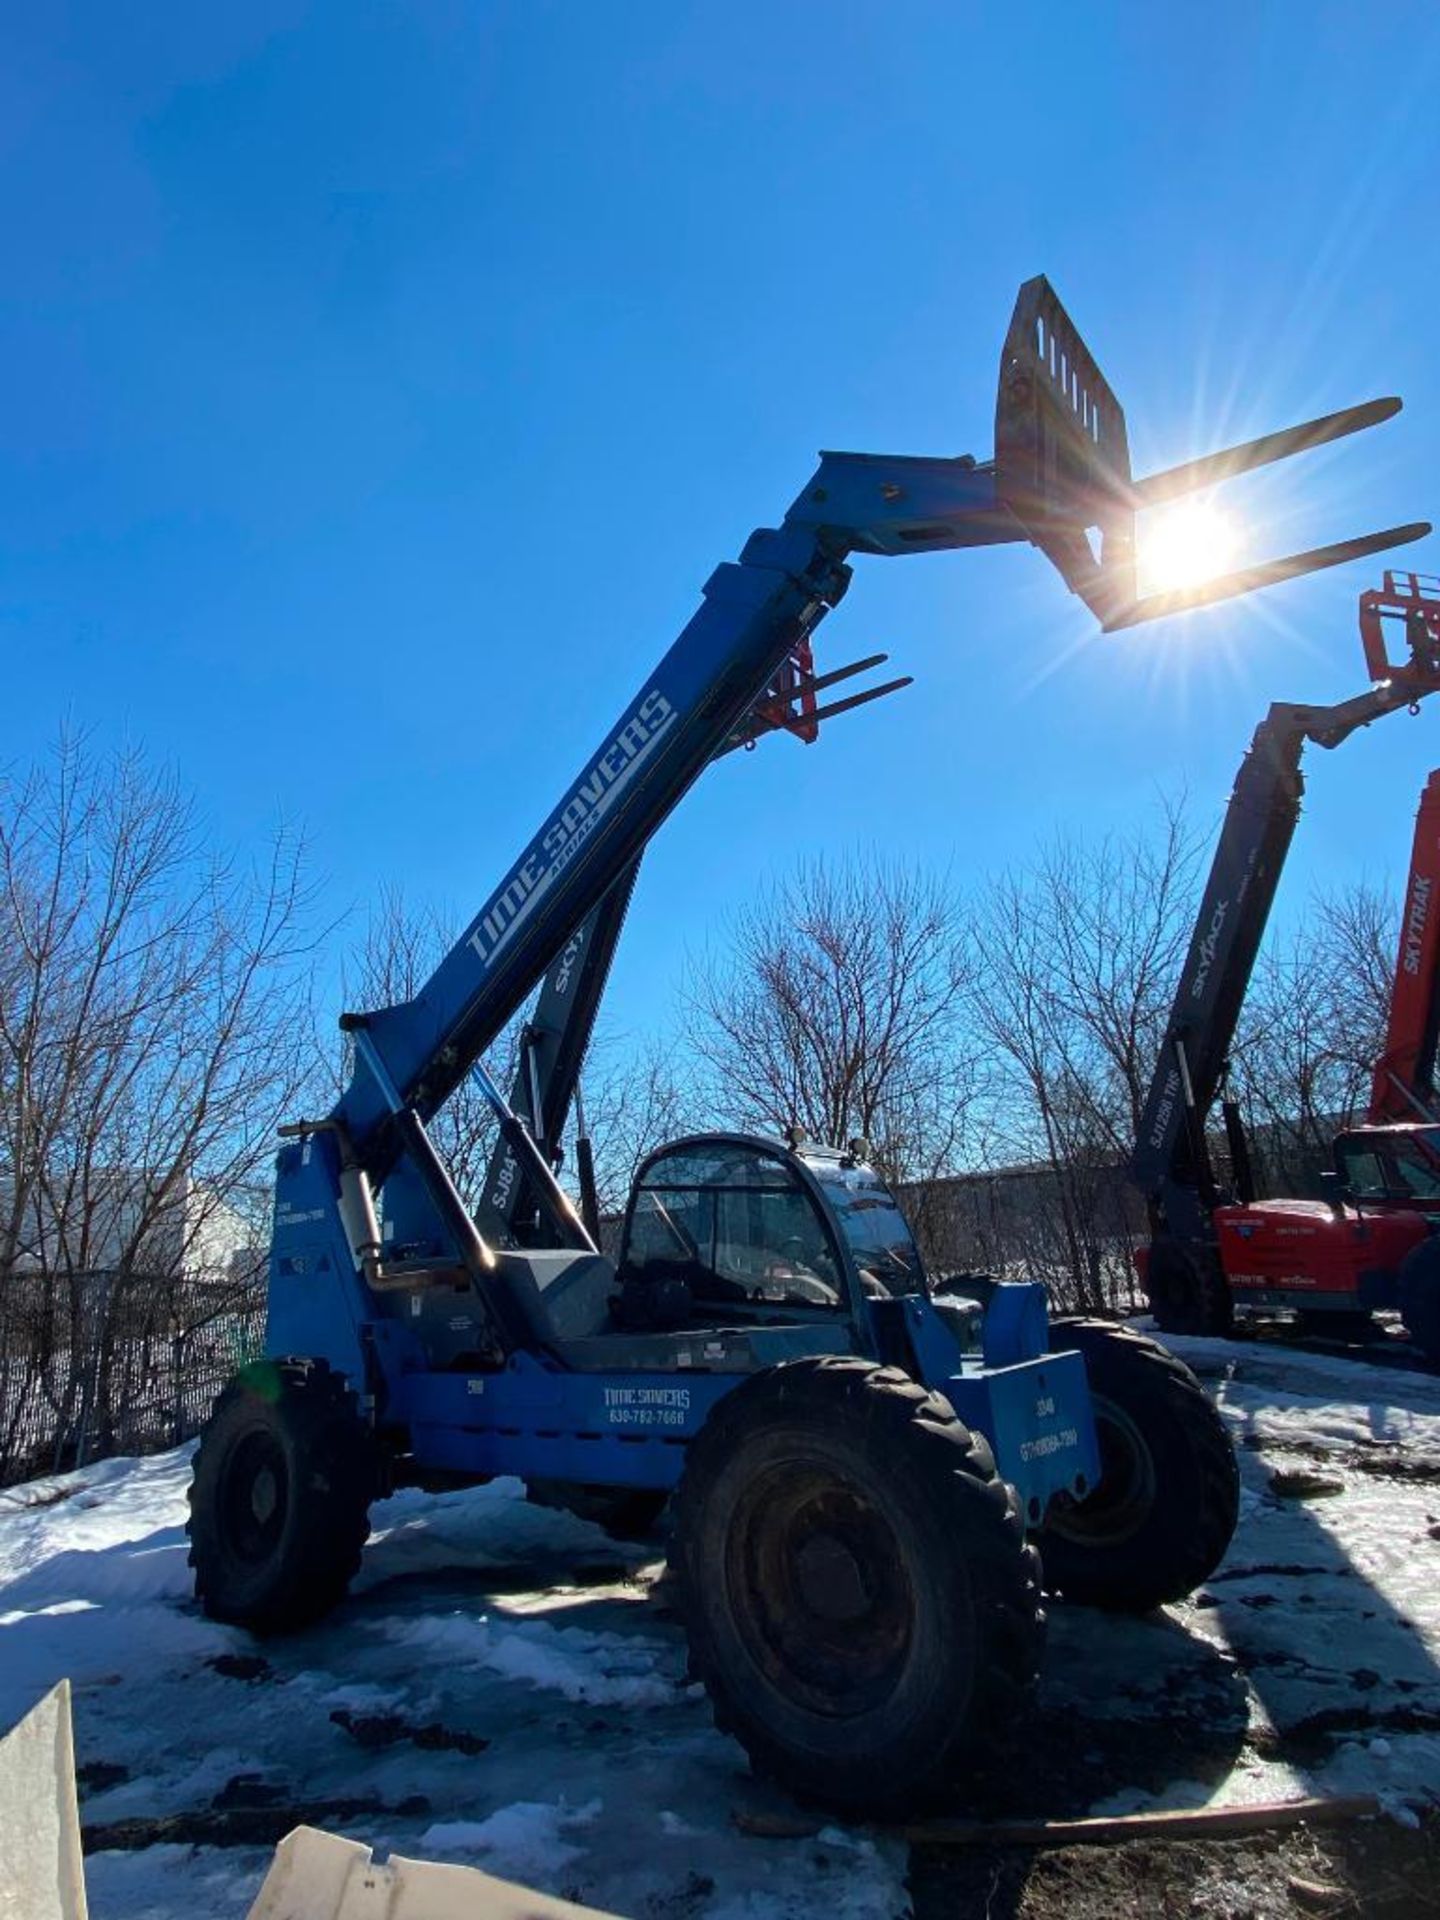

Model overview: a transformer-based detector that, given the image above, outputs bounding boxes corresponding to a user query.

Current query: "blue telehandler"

[188,279,1428,1811]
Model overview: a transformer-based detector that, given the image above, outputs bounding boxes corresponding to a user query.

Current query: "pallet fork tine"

[1132,397,1404,506]
[1106,522,1434,630]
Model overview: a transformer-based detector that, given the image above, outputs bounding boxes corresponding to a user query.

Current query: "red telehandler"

[1135,573,1440,1362]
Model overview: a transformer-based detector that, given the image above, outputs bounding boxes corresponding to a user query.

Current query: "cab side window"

[1340,1150,1391,1201]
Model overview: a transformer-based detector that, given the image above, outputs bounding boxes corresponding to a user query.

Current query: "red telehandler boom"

[1370,758,1440,1125]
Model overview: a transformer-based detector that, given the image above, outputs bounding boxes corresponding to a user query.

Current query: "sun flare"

[1140,501,1243,595]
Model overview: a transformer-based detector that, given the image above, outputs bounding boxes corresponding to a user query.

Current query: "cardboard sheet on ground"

[1,1684,622,1920]
[247,1826,624,1920]
[0,1682,88,1920]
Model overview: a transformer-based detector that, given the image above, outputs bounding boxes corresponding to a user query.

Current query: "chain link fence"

[0,1267,265,1487]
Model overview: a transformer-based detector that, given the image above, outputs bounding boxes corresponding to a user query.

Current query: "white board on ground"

[247,1825,626,1920]
[0,1681,88,1920]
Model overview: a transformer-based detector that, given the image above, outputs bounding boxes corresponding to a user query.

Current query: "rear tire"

[1143,1242,1234,1337]
[1398,1241,1440,1364]
[669,1357,1043,1814]
[1039,1319,1238,1611]
[187,1358,377,1633]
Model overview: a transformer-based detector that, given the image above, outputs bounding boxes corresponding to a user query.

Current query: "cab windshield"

[1336,1127,1440,1204]
[625,1142,843,1308]
[800,1154,923,1294]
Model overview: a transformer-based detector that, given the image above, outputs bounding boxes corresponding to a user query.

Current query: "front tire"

[1039,1319,1238,1611]
[1143,1242,1234,1337]
[187,1358,377,1633]
[669,1358,1043,1814]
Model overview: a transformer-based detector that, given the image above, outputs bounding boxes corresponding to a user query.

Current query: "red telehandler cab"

[1135,573,1440,1361]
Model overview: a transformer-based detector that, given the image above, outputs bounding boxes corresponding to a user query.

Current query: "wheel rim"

[724,1459,915,1718]
[219,1429,290,1564]
[1046,1394,1157,1548]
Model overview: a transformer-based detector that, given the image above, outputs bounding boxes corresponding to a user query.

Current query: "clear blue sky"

[6,2,1440,1050]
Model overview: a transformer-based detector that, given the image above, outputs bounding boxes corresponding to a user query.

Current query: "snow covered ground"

[1,1332,1437,1919]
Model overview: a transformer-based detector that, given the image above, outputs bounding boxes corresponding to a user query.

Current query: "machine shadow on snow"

[1182,1360,1440,1779]
[321,1522,1254,1821]
[351,1555,642,1609]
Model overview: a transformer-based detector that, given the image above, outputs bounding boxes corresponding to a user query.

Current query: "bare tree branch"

[685,854,982,1187]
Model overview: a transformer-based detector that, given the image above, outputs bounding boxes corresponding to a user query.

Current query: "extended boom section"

[339,528,853,1164]
[335,280,1427,1187]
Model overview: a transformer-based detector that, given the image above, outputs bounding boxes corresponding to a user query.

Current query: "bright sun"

[1140,501,1243,594]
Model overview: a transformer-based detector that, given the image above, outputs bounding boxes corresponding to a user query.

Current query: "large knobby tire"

[669,1357,1043,1815]
[187,1357,378,1633]
[1143,1242,1234,1337]
[1039,1319,1238,1612]
[1398,1240,1440,1364]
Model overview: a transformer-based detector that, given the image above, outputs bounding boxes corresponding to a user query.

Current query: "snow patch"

[421,1797,602,1881]
[86,1842,270,1920]
[380,1609,679,1707]
[658,1808,706,1837]
[312,1680,409,1715]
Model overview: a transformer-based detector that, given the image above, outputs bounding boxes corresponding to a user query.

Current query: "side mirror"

[1318,1169,1349,1219]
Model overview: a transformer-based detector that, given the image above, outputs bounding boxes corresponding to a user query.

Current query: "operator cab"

[1334,1125,1440,1209]
[612,1132,925,1331]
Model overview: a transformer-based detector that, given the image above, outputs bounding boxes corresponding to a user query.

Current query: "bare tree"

[578,1031,703,1227]
[1233,879,1398,1192]
[0,731,324,1476]
[338,882,511,1208]
[1315,880,1401,1046]
[686,855,982,1186]
[967,803,1202,1309]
